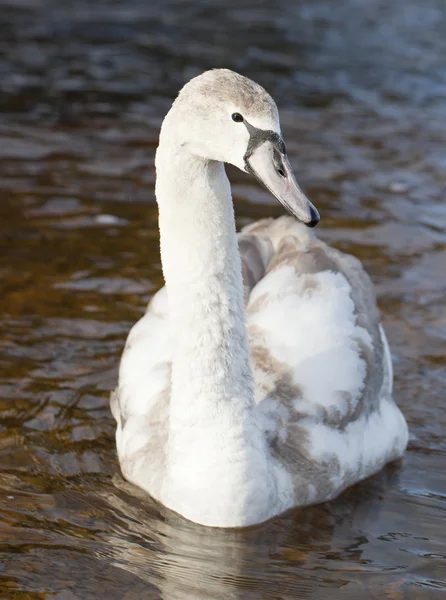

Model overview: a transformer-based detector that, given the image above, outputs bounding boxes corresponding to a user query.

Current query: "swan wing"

[111,286,171,496]
[243,216,408,503]
[238,231,273,303]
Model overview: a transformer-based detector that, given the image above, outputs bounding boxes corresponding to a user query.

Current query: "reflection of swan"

[102,467,404,600]
[102,478,320,600]
[110,69,408,527]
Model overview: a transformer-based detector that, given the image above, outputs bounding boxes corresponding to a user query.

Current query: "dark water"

[0,0,445,598]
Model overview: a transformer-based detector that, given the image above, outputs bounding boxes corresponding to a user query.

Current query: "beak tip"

[306,219,319,228]
[305,205,320,228]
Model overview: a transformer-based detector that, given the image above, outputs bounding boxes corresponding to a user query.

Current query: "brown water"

[0,0,445,598]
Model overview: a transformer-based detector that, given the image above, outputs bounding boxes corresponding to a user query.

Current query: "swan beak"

[244,141,320,227]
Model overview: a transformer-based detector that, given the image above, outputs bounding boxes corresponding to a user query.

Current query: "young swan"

[111,69,408,528]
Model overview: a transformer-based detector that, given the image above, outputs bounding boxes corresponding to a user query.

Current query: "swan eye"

[232,112,244,123]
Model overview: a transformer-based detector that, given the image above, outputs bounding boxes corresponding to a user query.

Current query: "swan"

[110,69,408,528]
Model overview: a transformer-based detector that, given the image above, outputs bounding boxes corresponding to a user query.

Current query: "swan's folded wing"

[241,215,384,421]
[238,231,273,303]
[110,286,171,494]
[242,216,407,502]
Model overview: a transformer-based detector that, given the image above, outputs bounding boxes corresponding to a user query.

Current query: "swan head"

[171,69,320,227]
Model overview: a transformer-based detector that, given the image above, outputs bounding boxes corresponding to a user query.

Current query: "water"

[0,0,445,598]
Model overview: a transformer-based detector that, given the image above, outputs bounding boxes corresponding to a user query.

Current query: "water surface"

[0,0,445,598]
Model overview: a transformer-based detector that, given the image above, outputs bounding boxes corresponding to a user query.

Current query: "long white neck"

[154,111,272,525]
[156,127,255,421]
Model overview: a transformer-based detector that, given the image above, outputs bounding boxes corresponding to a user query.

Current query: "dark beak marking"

[243,119,286,163]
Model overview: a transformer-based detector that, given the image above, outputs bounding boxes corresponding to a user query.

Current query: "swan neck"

[155,136,255,419]
[150,114,273,525]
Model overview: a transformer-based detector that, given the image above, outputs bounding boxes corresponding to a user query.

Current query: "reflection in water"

[0,0,445,597]
[102,469,403,600]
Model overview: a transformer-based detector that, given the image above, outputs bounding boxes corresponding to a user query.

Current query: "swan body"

[111,69,408,527]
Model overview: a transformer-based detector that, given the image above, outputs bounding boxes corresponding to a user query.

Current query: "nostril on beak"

[307,205,320,228]
[272,148,287,178]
